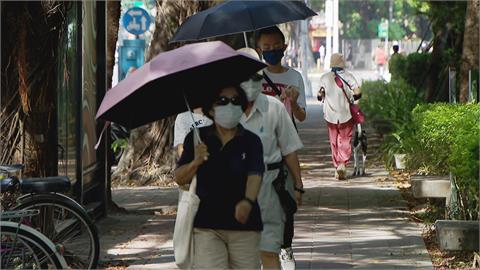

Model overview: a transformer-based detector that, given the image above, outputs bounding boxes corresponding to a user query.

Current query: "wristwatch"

[294,186,305,194]
[242,197,256,206]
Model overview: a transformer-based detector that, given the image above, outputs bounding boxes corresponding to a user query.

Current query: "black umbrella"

[170,0,317,44]
[96,41,266,129]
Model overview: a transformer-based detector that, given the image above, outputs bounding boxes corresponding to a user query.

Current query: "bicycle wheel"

[1,221,68,269]
[13,193,99,269]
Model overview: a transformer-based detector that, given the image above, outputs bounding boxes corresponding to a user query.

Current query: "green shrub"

[380,120,417,168]
[410,103,479,172]
[408,103,480,220]
[448,107,479,220]
[359,79,424,167]
[388,53,407,81]
[403,53,431,94]
[359,79,423,134]
[388,53,430,99]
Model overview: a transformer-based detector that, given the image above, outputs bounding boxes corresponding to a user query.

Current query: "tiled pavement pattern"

[97,98,432,269]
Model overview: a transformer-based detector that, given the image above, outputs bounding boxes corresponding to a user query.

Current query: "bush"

[359,79,423,134]
[408,103,480,220]
[403,53,431,94]
[388,52,430,98]
[409,103,479,172]
[379,120,417,168]
[449,129,479,220]
[388,53,407,81]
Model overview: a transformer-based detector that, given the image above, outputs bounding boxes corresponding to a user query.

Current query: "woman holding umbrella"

[175,84,265,269]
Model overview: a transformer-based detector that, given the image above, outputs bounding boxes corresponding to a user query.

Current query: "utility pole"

[333,0,339,53]
[385,0,393,53]
[324,0,333,69]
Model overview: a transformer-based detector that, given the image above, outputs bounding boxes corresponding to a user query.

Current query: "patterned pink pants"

[326,120,353,168]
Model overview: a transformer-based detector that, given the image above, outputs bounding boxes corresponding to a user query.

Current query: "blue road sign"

[123,7,151,35]
[119,39,146,81]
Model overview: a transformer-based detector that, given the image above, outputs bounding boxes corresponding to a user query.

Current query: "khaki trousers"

[192,228,261,269]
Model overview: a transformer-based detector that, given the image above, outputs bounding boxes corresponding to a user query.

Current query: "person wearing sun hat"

[317,53,362,180]
[237,47,304,270]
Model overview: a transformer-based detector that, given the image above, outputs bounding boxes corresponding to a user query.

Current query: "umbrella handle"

[243,32,249,48]
[182,92,203,145]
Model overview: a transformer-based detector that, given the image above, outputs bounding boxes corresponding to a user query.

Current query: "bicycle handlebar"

[0,164,25,174]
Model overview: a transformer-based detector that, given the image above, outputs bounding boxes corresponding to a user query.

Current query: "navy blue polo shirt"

[177,124,264,231]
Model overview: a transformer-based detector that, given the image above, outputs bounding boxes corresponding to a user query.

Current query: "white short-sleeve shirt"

[240,94,303,165]
[173,111,213,147]
[261,68,307,120]
[319,70,359,124]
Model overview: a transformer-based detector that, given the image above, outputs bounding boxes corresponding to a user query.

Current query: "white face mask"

[240,79,262,101]
[213,103,243,129]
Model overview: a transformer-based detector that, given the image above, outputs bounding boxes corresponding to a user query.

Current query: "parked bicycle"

[0,164,100,269]
[1,209,68,269]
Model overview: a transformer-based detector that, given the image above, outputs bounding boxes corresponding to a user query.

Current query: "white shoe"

[336,164,347,180]
[280,247,296,270]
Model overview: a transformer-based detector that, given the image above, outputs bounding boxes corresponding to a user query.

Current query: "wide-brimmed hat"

[330,53,346,68]
[237,47,263,76]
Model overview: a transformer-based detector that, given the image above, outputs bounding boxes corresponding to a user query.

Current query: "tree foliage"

[339,0,430,40]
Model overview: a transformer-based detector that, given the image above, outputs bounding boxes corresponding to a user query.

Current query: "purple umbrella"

[96,41,266,129]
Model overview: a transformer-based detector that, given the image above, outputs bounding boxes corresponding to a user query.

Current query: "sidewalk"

[97,98,432,269]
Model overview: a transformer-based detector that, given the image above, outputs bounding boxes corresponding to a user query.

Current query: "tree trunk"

[459,0,480,103]
[425,1,467,102]
[1,2,65,177]
[105,1,124,213]
[106,1,121,90]
[113,0,216,185]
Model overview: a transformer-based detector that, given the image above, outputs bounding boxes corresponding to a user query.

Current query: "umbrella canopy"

[170,0,317,43]
[96,41,266,129]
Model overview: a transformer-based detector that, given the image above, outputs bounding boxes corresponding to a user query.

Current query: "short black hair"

[202,85,248,119]
[255,26,285,47]
[393,45,399,52]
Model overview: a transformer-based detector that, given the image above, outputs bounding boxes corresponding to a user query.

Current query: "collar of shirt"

[243,94,269,122]
[204,123,246,139]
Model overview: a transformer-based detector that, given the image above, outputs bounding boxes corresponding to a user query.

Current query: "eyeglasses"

[215,96,242,106]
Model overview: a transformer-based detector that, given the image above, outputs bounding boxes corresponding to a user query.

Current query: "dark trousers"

[282,210,294,248]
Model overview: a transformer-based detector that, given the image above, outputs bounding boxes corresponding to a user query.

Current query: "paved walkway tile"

[98,98,432,269]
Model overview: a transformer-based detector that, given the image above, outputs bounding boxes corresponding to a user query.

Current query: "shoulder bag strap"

[334,73,353,105]
[189,128,199,192]
[336,73,353,90]
[263,71,298,131]
[263,72,282,97]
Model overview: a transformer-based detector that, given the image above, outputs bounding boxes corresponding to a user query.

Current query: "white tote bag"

[173,126,201,269]
[173,176,199,269]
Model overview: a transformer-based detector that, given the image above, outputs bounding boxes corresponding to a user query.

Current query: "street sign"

[123,7,151,36]
[119,39,146,81]
[378,20,388,38]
